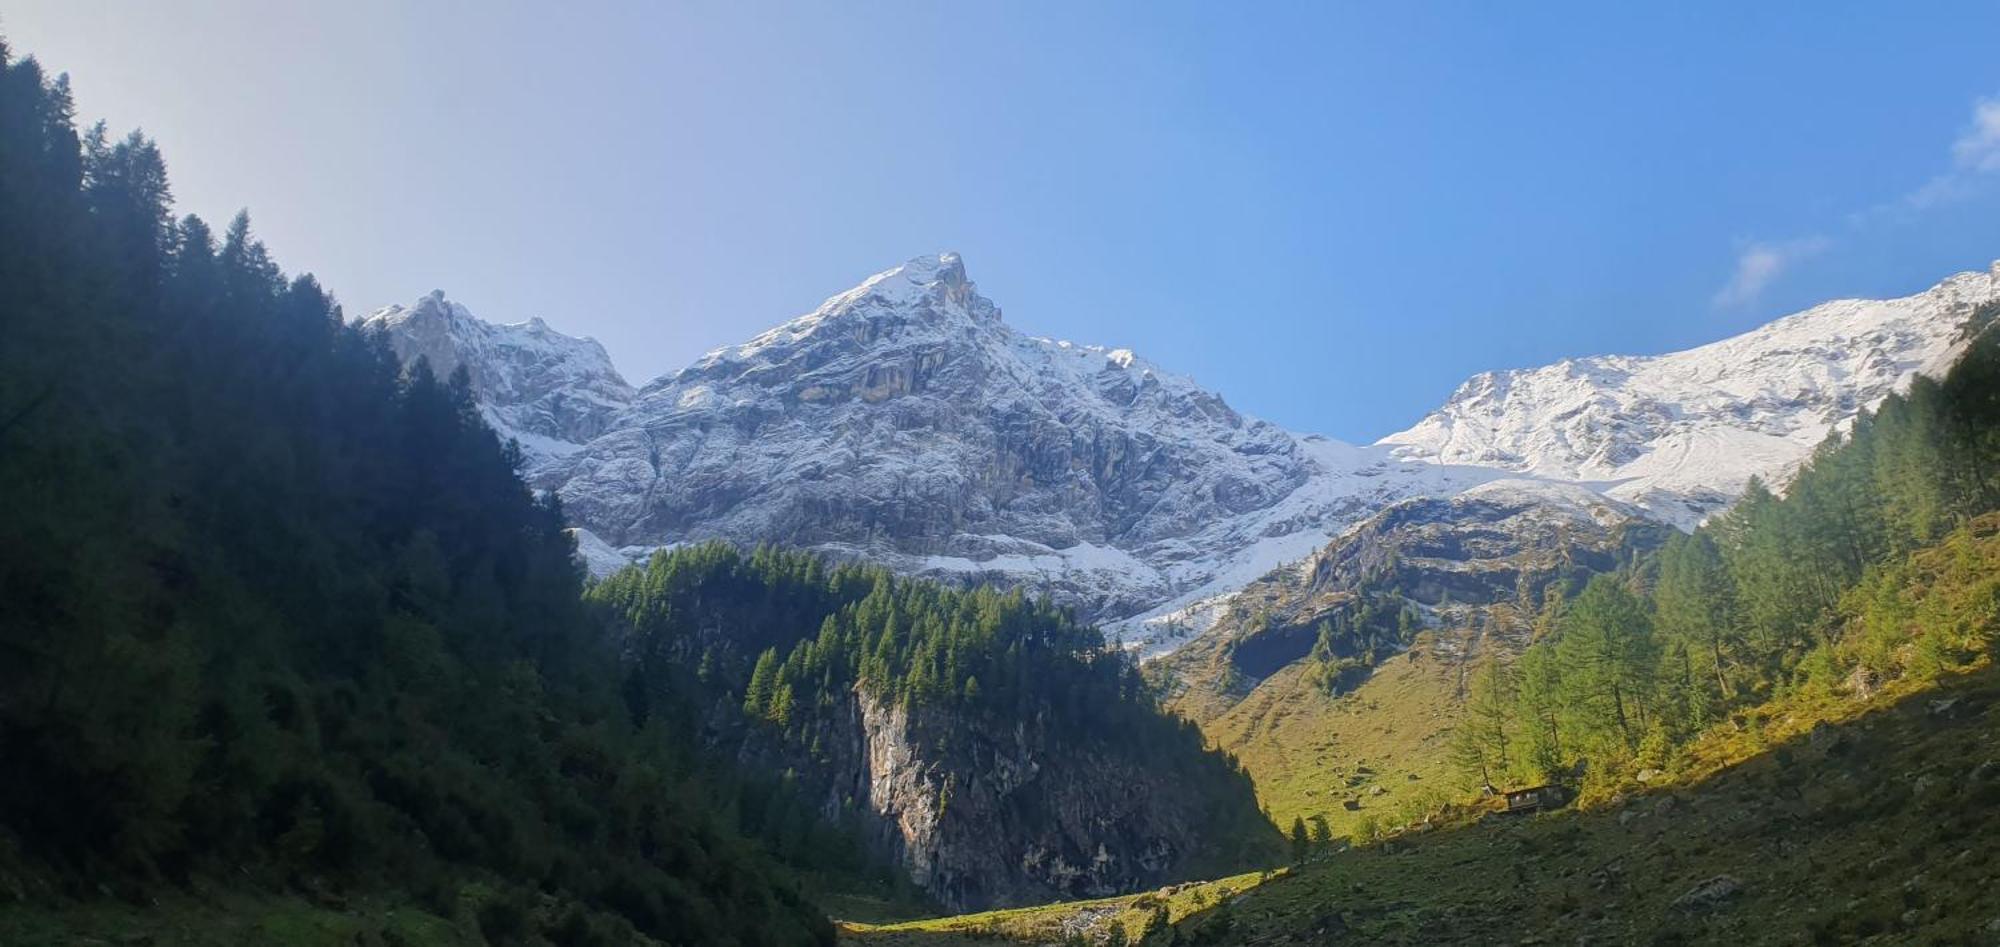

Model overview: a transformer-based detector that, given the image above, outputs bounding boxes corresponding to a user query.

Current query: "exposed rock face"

[1164,480,1671,691]
[848,692,1223,910]
[729,681,1269,912]
[1285,480,1668,615]
[1670,875,1745,913]
[356,290,635,471]
[1379,263,2000,527]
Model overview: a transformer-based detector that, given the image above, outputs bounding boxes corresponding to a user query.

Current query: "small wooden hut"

[1502,784,1568,814]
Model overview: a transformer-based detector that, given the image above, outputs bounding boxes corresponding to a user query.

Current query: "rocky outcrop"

[1283,480,1669,615]
[1164,479,1671,692]
[853,692,1212,909]
[736,681,1272,912]
[1670,875,1745,914]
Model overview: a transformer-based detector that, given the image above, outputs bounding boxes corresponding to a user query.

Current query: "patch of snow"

[567,527,638,577]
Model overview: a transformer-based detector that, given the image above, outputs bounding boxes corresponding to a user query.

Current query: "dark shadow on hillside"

[1156,665,2000,946]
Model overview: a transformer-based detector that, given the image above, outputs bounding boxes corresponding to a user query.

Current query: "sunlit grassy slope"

[844,656,2000,945]
[1187,633,1475,840]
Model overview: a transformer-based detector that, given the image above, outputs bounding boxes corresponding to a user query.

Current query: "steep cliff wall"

[732,682,1274,912]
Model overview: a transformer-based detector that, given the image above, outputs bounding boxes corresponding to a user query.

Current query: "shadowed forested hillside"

[591,545,1279,911]
[0,40,831,946]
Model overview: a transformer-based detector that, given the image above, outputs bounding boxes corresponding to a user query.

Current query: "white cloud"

[1722,94,2000,307]
[1901,173,1971,211]
[1712,236,1829,308]
[1951,96,2000,173]
[1900,94,2000,210]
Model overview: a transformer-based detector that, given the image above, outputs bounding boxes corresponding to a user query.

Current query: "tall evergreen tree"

[1450,657,1517,790]
[1552,576,1656,754]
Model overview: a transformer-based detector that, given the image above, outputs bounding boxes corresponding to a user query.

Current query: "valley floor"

[837,870,1276,945]
[843,662,2000,945]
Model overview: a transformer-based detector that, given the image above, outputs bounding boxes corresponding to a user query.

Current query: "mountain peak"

[837,251,993,322]
[894,251,966,287]
[690,253,1001,371]
[357,292,634,470]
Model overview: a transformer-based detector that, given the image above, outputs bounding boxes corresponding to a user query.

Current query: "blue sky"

[9,2,2000,440]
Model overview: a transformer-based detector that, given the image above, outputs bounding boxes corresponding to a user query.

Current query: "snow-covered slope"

[543,253,1498,634]
[357,291,635,471]
[1379,263,2000,526]
[363,256,2000,656]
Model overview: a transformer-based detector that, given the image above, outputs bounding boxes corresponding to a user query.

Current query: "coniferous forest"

[1450,308,2000,792]
[0,40,842,946]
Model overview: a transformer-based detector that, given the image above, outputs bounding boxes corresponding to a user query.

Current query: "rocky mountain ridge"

[363,256,2000,654]
[357,290,635,468]
[1379,262,2000,527]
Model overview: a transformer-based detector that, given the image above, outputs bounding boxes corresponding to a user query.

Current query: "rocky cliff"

[1162,479,1672,701]
[717,671,1278,912]
[805,688,1261,911]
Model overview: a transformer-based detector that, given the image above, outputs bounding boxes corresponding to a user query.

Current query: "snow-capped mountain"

[357,290,635,469]
[1379,263,2000,527]
[544,253,1496,631]
[364,256,2000,655]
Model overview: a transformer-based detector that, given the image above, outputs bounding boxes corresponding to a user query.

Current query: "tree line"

[1453,312,2000,791]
